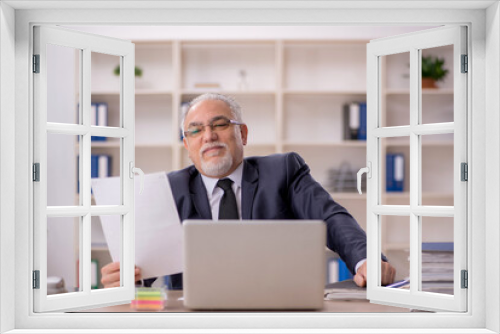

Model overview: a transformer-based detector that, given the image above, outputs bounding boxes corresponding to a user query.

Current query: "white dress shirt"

[200,162,244,220]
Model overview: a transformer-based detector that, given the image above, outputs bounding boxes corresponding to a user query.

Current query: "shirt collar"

[200,161,244,196]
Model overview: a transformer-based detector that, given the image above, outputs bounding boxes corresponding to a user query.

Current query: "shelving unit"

[84,38,455,282]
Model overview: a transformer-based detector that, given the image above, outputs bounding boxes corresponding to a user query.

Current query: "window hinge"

[33,163,40,182]
[461,270,468,289]
[33,54,40,73]
[461,54,468,73]
[33,270,40,289]
[461,162,468,181]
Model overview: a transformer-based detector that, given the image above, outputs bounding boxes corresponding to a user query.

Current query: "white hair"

[180,93,243,134]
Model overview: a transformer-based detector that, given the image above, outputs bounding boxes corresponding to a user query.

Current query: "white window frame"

[32,25,136,312]
[366,26,468,312]
[1,2,498,333]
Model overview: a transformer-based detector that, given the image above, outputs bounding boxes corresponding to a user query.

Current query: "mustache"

[200,142,228,156]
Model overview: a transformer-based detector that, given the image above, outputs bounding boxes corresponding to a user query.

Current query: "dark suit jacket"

[150,152,368,290]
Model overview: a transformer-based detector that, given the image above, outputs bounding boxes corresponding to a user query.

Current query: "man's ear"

[183,137,189,150]
[240,124,248,145]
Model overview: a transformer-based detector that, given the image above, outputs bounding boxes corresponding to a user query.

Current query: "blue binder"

[357,102,367,140]
[338,258,353,281]
[386,153,404,192]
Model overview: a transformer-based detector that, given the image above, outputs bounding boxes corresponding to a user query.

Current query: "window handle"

[357,162,372,195]
[129,162,145,195]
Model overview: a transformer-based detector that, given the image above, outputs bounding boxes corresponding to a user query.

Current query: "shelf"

[89,142,174,148]
[283,90,366,96]
[386,140,453,147]
[383,243,411,251]
[284,141,366,148]
[181,90,275,96]
[327,192,453,201]
[384,192,453,199]
[330,192,366,200]
[89,141,120,148]
[91,90,172,96]
[385,88,454,95]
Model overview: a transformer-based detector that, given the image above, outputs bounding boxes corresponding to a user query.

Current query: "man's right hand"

[101,262,142,288]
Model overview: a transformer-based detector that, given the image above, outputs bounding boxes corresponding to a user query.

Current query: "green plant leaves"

[113,65,143,77]
[421,56,448,81]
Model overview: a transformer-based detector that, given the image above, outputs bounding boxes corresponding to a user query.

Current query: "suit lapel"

[189,172,212,219]
[241,160,258,219]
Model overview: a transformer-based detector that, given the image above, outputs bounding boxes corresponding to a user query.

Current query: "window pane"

[381,136,409,205]
[421,45,454,124]
[382,52,410,127]
[47,133,79,206]
[47,217,80,294]
[381,215,410,290]
[47,44,80,124]
[421,134,454,205]
[421,217,454,295]
[91,139,120,206]
[91,52,121,128]
[91,215,122,289]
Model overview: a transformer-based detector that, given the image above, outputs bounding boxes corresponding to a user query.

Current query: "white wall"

[0,2,16,333]
[485,2,500,332]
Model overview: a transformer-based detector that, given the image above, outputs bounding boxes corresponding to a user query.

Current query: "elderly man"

[101,93,396,289]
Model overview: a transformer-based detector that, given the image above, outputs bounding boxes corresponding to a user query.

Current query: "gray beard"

[200,153,233,177]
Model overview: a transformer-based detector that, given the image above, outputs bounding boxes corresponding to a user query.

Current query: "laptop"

[183,220,326,310]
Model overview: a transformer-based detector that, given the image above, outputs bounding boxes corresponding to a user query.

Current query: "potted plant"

[421,55,448,88]
[113,65,143,78]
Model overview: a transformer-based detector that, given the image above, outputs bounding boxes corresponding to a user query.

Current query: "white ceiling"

[4,0,496,10]
[62,25,438,41]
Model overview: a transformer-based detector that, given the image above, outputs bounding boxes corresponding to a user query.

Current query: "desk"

[81,290,410,313]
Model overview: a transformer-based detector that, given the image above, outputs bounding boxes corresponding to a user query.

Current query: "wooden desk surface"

[81,290,410,313]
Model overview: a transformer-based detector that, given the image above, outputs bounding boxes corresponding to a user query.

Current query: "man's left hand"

[353,261,396,287]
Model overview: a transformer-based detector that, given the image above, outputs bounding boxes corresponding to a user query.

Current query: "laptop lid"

[183,220,326,310]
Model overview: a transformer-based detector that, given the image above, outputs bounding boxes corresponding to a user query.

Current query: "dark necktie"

[217,178,239,220]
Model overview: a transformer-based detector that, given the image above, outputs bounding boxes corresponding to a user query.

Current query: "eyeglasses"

[183,118,244,139]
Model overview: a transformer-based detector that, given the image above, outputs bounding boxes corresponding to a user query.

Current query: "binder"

[357,102,367,140]
[92,103,108,142]
[91,259,99,289]
[91,103,97,126]
[91,155,99,178]
[326,257,339,284]
[338,258,353,281]
[342,104,351,140]
[348,103,359,140]
[98,155,110,177]
[180,102,190,141]
[386,153,404,192]
[97,103,108,127]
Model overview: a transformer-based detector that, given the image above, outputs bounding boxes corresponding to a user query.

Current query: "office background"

[45,25,454,293]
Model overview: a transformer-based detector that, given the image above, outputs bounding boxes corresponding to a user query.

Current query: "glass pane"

[421,134,454,205]
[91,139,120,206]
[47,44,80,124]
[47,133,79,206]
[421,45,454,124]
[91,215,122,289]
[381,215,410,290]
[47,217,80,294]
[381,137,409,205]
[91,52,120,128]
[421,217,454,295]
[382,51,410,127]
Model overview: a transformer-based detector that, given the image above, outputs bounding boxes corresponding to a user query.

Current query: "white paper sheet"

[91,172,183,279]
